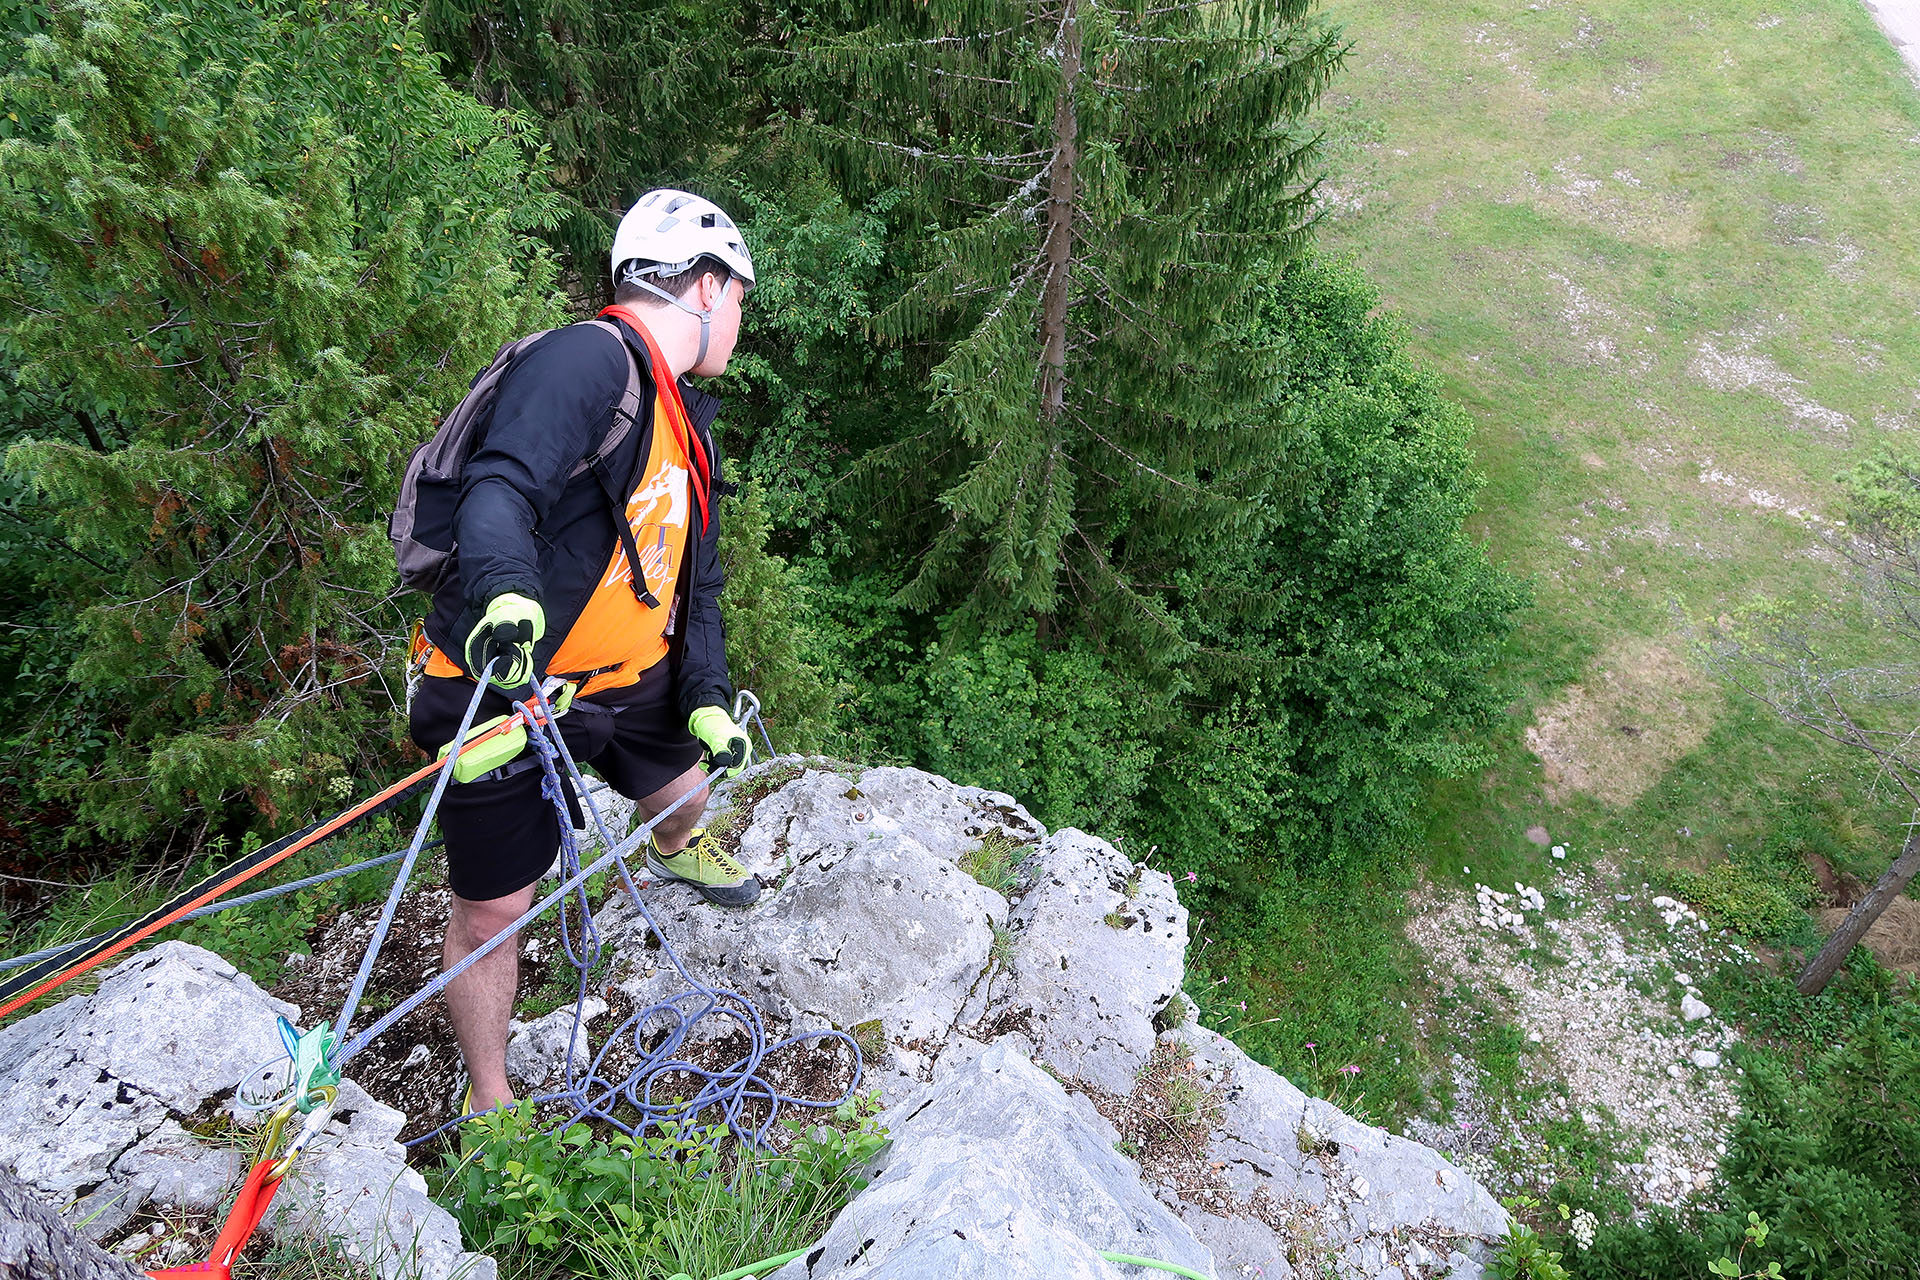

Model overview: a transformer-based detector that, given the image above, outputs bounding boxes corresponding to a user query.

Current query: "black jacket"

[424,315,733,721]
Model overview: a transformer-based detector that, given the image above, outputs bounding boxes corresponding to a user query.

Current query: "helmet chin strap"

[626,276,714,368]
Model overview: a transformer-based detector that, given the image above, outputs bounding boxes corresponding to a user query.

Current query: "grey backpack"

[389,320,646,596]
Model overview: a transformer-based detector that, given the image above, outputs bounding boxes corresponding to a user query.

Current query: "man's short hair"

[614,254,732,308]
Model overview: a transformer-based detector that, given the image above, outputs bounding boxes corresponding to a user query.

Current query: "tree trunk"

[0,1168,146,1280]
[1797,822,1920,995]
[1037,0,1080,423]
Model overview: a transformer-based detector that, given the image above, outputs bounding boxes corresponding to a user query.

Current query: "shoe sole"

[645,852,763,907]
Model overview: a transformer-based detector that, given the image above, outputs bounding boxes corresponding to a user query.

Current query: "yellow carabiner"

[255,1097,301,1166]
[266,1085,338,1180]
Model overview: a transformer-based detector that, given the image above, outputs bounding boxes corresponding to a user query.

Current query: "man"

[409,189,761,1113]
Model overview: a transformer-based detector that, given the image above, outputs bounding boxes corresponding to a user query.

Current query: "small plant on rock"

[958,831,1032,896]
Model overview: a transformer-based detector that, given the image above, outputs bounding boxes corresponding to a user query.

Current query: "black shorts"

[408,666,704,902]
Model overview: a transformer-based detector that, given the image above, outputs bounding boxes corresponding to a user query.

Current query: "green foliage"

[1669,863,1812,943]
[1490,1198,1573,1280]
[1150,254,1529,883]
[797,1,1344,654]
[0,0,560,842]
[420,0,783,287]
[438,1097,887,1278]
[717,480,848,754]
[1573,1002,1920,1280]
[899,632,1157,836]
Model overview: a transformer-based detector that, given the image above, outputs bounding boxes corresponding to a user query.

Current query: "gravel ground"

[1403,860,1753,1212]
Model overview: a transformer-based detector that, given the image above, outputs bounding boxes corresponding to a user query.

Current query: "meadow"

[1229,0,1920,1133]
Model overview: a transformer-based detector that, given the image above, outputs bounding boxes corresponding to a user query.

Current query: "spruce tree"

[0,0,561,841]
[421,0,776,291]
[795,0,1343,658]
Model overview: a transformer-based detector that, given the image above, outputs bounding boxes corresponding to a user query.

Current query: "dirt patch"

[1525,638,1719,807]
[1806,852,1864,906]
[1083,1041,1228,1211]
[273,885,472,1145]
[1817,900,1920,976]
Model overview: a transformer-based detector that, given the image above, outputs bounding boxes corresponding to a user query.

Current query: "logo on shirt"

[604,461,688,597]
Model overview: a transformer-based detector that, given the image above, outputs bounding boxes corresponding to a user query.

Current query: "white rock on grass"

[1681,994,1713,1022]
[1688,1049,1722,1070]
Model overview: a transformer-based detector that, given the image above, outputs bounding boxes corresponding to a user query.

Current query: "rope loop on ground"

[337,672,863,1151]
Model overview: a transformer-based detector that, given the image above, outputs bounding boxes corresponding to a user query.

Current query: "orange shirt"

[425,387,692,697]
[545,390,690,695]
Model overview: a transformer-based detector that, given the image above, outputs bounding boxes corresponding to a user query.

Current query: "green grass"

[1316,0,1920,888]
[1217,0,1920,1135]
[1191,864,1429,1123]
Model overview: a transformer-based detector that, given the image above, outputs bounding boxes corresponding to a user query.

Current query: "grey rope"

[333,666,498,1045]
[323,673,861,1149]
[0,848,416,977]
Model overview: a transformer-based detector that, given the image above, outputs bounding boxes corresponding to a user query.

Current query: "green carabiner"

[276,1016,342,1112]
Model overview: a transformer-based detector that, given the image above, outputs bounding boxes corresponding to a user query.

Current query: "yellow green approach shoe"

[646,829,763,907]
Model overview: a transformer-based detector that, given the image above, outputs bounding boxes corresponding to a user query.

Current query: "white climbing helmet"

[609,188,755,289]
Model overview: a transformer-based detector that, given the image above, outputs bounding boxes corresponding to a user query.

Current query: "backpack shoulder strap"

[566,318,661,610]
[567,319,647,479]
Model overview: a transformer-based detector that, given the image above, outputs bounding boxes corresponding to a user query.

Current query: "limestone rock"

[768,1041,1215,1280]
[506,998,608,1088]
[1680,994,1712,1022]
[0,941,287,1199]
[273,1145,494,1280]
[598,765,1017,1066]
[1168,1025,1505,1279]
[2,943,487,1280]
[111,1119,243,1216]
[974,829,1187,1094]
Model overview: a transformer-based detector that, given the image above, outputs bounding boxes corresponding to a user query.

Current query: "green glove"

[688,705,753,779]
[438,714,528,784]
[463,593,544,688]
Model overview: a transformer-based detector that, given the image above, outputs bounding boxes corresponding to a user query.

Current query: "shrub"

[438,1096,886,1278]
[1570,1000,1920,1279]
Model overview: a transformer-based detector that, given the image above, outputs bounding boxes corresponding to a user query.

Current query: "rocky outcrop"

[594,760,1506,1278]
[0,943,490,1280]
[769,1041,1216,1280]
[4,759,1505,1280]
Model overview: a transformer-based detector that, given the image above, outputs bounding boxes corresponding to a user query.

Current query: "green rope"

[672,1244,1209,1280]
[1096,1249,1213,1279]
[663,1246,813,1280]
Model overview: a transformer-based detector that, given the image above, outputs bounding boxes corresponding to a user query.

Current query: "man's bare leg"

[444,883,537,1111]
[638,765,710,855]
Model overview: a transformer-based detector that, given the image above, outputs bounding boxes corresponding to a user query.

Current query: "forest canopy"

[0,0,1523,898]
